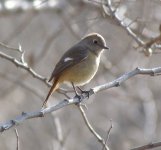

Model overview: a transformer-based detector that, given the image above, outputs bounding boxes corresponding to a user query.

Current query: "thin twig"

[104,0,144,46]
[54,117,63,143]
[102,120,113,150]
[102,0,161,56]
[0,42,73,96]
[131,141,161,150]
[0,50,48,84]
[78,105,110,150]
[0,42,21,52]
[14,128,19,150]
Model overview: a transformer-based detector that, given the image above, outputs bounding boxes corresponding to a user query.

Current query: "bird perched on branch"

[42,33,109,107]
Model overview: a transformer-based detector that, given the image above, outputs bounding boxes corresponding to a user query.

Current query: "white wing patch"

[64,57,73,62]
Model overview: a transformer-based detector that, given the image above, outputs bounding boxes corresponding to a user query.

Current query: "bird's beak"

[103,45,109,50]
[98,43,109,50]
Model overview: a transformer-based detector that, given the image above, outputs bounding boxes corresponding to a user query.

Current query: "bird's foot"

[71,82,83,103]
[77,86,90,98]
[74,93,84,103]
[41,103,48,110]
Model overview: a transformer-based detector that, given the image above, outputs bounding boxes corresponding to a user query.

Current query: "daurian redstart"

[42,33,109,107]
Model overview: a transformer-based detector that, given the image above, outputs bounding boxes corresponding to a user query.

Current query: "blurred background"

[0,0,161,150]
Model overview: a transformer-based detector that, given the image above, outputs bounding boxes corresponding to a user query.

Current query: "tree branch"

[102,0,161,56]
[103,0,144,45]
[92,67,161,93]
[0,43,69,95]
[0,66,161,132]
[78,105,110,150]
[102,120,113,150]
[131,141,161,150]
[0,50,48,84]
[14,128,19,150]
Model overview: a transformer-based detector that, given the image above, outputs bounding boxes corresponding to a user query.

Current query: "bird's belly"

[60,56,99,86]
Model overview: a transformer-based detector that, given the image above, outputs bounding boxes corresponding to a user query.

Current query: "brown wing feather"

[48,45,89,82]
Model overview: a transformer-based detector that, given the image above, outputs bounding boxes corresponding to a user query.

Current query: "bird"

[42,33,109,107]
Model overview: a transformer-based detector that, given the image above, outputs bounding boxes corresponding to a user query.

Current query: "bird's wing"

[48,45,89,82]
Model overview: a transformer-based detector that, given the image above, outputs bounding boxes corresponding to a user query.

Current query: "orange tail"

[42,78,59,107]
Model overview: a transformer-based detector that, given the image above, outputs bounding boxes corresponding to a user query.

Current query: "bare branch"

[103,0,144,46]
[131,141,161,150]
[0,50,49,84]
[0,41,73,96]
[102,0,161,56]
[0,42,21,52]
[0,97,78,132]
[54,117,63,143]
[92,67,161,93]
[14,128,19,150]
[0,67,161,132]
[78,105,110,150]
[102,120,113,150]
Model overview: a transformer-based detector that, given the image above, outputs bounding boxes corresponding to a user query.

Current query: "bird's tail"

[42,78,59,108]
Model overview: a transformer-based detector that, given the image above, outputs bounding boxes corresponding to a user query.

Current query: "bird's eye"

[93,39,98,44]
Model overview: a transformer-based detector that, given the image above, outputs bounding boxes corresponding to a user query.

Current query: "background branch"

[78,105,110,150]
[131,141,161,150]
[0,43,70,96]
[102,0,161,56]
[14,128,19,150]
[0,50,48,84]
[102,120,113,150]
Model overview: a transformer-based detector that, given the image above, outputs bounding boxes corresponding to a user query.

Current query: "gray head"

[80,33,109,56]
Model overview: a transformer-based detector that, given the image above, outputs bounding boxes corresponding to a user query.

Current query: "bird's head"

[81,33,109,56]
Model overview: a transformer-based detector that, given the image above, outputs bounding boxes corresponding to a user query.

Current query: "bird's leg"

[71,82,82,102]
[71,82,79,95]
[77,86,90,98]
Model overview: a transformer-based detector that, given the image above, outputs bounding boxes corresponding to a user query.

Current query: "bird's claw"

[74,93,83,103]
[77,86,90,98]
